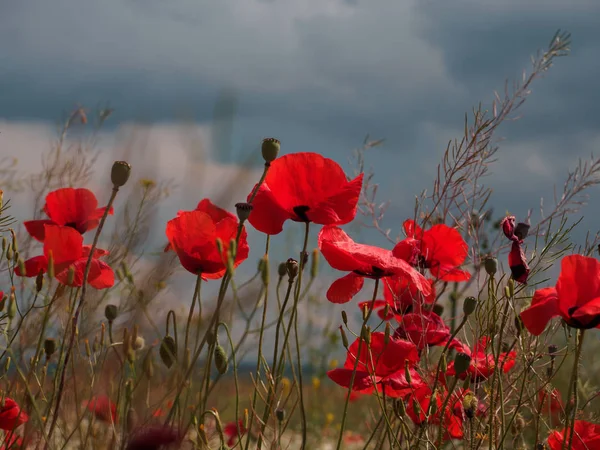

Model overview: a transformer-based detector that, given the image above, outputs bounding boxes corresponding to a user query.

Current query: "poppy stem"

[336,277,380,450]
[44,185,120,450]
[183,274,202,358]
[564,329,586,450]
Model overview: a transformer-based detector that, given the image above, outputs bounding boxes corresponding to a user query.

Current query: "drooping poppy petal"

[43,225,84,264]
[15,255,48,277]
[247,152,363,235]
[23,219,55,242]
[327,273,364,304]
[508,241,530,284]
[520,287,560,336]
[556,255,600,317]
[319,226,431,304]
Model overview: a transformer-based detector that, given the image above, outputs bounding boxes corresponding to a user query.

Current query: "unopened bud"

[159,335,177,369]
[44,338,56,359]
[276,408,286,422]
[440,353,447,373]
[384,322,391,345]
[463,296,478,316]
[261,138,280,164]
[404,361,412,384]
[278,262,287,278]
[484,257,497,276]
[339,326,349,349]
[310,249,319,279]
[341,310,348,326]
[111,161,132,187]
[105,304,118,322]
[286,258,299,281]
[7,294,17,320]
[47,251,55,279]
[260,255,269,286]
[84,339,92,358]
[143,351,155,379]
[35,270,44,293]
[214,345,229,374]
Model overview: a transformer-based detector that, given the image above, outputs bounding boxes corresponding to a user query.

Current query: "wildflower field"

[2,30,600,450]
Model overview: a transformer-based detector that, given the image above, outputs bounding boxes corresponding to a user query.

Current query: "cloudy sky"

[1,1,599,333]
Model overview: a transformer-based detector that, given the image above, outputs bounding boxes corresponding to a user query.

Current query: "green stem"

[564,329,586,450]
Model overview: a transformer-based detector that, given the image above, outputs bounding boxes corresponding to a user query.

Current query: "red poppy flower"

[223,420,247,447]
[15,225,114,289]
[500,216,530,284]
[327,332,423,398]
[445,337,516,382]
[394,311,464,351]
[165,201,249,279]
[520,255,600,335]
[86,396,117,424]
[392,220,470,282]
[406,386,464,440]
[547,420,600,450]
[0,398,28,430]
[163,199,236,252]
[247,152,363,235]
[24,188,113,242]
[318,226,431,304]
[126,425,181,450]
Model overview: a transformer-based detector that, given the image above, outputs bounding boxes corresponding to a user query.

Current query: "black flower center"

[293,205,310,222]
[353,266,390,279]
[567,305,600,329]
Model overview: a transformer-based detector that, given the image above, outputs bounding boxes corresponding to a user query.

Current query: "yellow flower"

[281,377,291,395]
[329,359,338,369]
[312,377,321,390]
[325,413,334,426]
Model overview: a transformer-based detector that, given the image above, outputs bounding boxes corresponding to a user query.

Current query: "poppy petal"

[247,183,291,235]
[308,173,363,226]
[403,220,423,239]
[15,255,48,278]
[556,255,600,315]
[422,224,469,268]
[87,260,115,289]
[327,273,364,304]
[24,219,55,242]
[327,369,374,392]
[570,296,600,329]
[44,188,98,227]
[520,287,560,336]
[429,264,471,282]
[43,225,83,264]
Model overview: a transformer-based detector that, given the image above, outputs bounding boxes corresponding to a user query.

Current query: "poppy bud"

[339,326,349,349]
[111,161,132,188]
[35,270,44,293]
[7,294,16,320]
[453,352,472,377]
[341,310,348,326]
[362,325,371,344]
[276,408,286,422]
[462,376,471,391]
[143,352,155,379]
[8,230,17,254]
[507,278,515,298]
[85,338,93,358]
[67,266,75,285]
[234,202,253,223]
[214,345,229,374]
[362,303,370,321]
[310,249,319,279]
[463,296,478,316]
[286,258,299,281]
[44,338,56,360]
[432,303,444,317]
[260,255,269,286]
[105,304,118,322]
[484,257,497,275]
[46,250,55,280]
[100,323,106,348]
[160,335,177,369]
[243,408,249,431]
[261,137,280,163]
[226,249,235,276]
[277,262,287,278]
[5,246,13,262]
[384,322,391,345]
[404,361,412,384]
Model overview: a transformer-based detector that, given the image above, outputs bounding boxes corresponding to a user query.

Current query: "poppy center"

[64,222,81,232]
[292,205,311,222]
[353,266,390,279]
[567,305,600,329]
